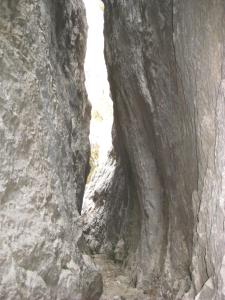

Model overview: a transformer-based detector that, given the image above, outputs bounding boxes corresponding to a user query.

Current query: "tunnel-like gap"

[82,0,113,213]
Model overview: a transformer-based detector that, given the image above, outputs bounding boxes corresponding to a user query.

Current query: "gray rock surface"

[0,0,102,299]
[1,0,225,299]
[102,0,225,298]
[114,239,125,263]
[82,151,131,258]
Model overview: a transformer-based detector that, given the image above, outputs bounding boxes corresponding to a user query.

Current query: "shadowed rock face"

[0,0,102,299]
[102,0,225,298]
[82,149,141,261]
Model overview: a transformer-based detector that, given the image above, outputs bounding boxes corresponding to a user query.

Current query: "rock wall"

[82,149,140,262]
[1,0,225,299]
[103,0,225,299]
[0,0,102,299]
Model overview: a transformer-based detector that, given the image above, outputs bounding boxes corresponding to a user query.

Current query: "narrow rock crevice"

[1,0,225,299]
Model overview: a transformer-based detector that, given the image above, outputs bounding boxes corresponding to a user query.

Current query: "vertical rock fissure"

[1,0,225,299]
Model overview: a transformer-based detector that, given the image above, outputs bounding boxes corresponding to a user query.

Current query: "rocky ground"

[93,255,151,300]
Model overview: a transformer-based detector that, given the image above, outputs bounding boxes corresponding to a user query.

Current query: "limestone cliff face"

[0,1,102,299]
[103,0,225,298]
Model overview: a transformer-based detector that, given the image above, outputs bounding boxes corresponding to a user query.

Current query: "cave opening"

[82,0,113,214]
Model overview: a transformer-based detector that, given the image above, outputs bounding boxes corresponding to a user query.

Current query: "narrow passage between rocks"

[93,255,152,300]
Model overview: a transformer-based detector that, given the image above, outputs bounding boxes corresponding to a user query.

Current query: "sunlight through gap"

[82,0,113,212]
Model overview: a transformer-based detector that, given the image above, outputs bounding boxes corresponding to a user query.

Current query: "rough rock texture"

[82,151,138,259]
[0,0,102,299]
[103,0,225,299]
[1,0,225,299]
[94,254,151,300]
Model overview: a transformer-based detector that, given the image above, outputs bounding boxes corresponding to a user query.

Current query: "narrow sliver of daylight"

[82,0,113,212]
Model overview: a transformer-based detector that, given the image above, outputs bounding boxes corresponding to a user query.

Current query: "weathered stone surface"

[0,0,102,299]
[194,278,214,300]
[82,151,133,258]
[1,0,225,299]
[102,0,225,298]
[114,239,125,263]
